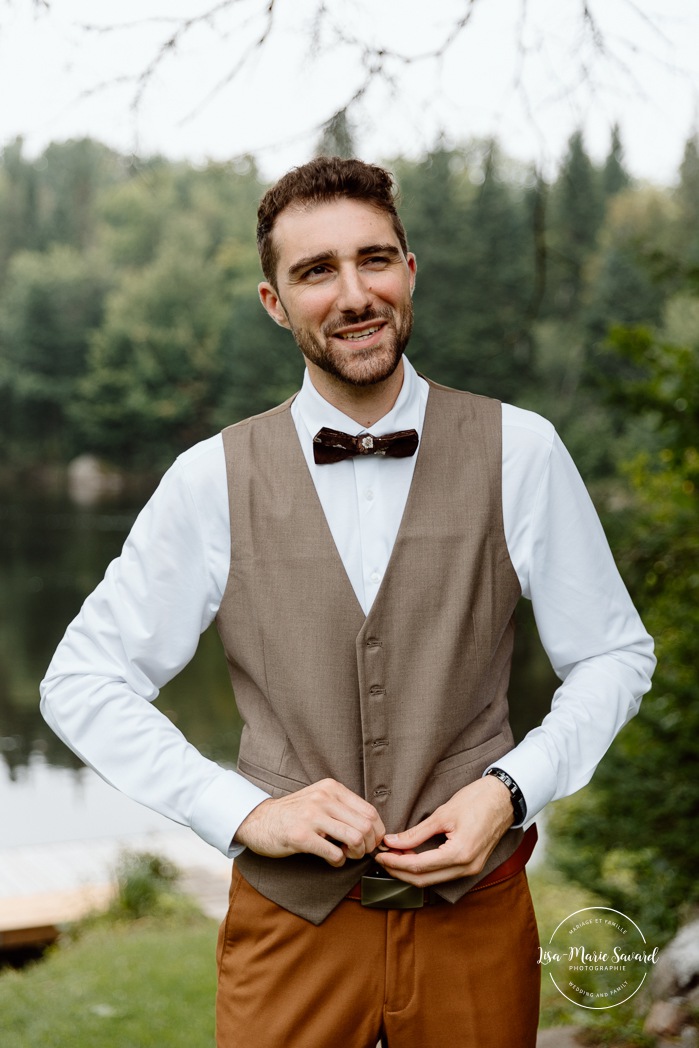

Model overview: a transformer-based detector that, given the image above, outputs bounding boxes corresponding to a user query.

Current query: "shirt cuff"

[189,769,271,857]
[484,739,558,827]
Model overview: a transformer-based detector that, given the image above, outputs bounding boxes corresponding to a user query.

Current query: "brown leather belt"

[345,823,538,909]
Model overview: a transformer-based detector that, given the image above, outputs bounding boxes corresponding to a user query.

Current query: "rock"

[536,1029,584,1047]
[67,455,125,506]
[644,998,689,1037]
[651,918,699,1000]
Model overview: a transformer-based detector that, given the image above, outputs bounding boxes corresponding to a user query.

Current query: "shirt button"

[370,571,380,584]
[365,489,374,501]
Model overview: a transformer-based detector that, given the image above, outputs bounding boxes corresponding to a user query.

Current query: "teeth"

[338,326,380,341]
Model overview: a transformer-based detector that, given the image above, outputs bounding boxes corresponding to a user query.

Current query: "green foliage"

[602,124,630,199]
[546,130,604,320]
[395,143,536,400]
[0,126,666,474]
[74,242,229,466]
[315,108,356,159]
[108,851,182,921]
[0,246,110,461]
[675,134,699,270]
[549,312,699,941]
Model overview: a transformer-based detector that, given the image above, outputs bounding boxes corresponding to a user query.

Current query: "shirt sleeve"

[491,409,656,821]
[39,440,270,856]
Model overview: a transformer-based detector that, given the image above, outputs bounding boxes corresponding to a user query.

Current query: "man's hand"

[234,778,386,868]
[374,775,514,886]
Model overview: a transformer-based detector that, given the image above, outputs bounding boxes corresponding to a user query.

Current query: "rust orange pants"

[216,865,540,1048]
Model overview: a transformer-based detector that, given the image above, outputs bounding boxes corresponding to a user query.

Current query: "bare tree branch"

[25,0,699,169]
[178,0,277,123]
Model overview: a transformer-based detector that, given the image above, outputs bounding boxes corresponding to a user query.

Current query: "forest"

[1,126,697,940]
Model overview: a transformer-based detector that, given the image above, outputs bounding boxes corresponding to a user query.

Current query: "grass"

[0,913,219,1048]
[0,858,654,1047]
[529,862,599,1029]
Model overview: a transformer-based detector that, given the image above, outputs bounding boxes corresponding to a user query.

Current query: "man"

[41,157,654,1048]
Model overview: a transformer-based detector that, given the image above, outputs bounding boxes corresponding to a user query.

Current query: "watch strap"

[485,766,527,825]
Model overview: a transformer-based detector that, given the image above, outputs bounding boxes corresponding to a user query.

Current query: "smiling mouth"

[334,324,383,342]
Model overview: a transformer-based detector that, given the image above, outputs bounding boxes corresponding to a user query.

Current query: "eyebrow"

[286,243,403,281]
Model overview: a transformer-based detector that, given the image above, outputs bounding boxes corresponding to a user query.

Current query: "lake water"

[0,487,557,850]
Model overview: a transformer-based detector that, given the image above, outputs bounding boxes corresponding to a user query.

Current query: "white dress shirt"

[40,358,655,856]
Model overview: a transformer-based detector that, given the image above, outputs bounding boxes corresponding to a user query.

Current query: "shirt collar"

[295,356,426,441]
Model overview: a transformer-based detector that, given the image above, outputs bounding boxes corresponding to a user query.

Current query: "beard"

[289,302,414,388]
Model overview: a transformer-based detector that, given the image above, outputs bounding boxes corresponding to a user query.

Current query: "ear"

[407,252,417,295]
[258,282,291,329]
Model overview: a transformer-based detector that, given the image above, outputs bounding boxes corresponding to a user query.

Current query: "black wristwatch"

[485,767,527,825]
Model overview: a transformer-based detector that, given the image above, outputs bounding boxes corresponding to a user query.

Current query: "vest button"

[369,686,385,697]
[373,786,391,799]
[366,637,382,648]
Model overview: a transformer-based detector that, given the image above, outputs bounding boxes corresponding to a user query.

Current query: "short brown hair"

[256,156,409,285]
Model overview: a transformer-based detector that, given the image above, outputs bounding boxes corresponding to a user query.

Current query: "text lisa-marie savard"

[538,946,659,967]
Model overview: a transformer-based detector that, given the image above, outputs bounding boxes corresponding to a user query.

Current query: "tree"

[674,133,699,272]
[547,130,604,320]
[37,1,686,172]
[602,124,630,199]
[75,240,229,467]
[0,139,41,278]
[0,245,110,461]
[315,109,356,160]
[582,187,672,407]
[548,302,699,939]
[395,143,535,400]
[39,138,123,251]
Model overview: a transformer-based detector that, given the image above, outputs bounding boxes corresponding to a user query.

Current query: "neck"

[305,359,405,428]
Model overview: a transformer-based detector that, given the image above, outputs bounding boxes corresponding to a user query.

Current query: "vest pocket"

[409,730,513,828]
[237,756,309,798]
[432,730,510,777]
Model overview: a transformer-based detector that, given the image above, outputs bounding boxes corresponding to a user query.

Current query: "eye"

[363,255,390,268]
[302,264,332,281]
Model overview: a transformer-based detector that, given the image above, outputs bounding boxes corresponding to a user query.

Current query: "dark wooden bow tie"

[313,427,419,465]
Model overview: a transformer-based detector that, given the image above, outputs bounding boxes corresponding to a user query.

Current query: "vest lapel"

[277,405,367,623]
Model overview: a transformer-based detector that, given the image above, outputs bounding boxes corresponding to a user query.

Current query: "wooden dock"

[0,831,232,954]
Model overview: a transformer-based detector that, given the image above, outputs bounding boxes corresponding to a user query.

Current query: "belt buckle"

[360,872,424,909]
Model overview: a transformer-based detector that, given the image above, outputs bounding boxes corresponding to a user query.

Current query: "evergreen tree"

[315,109,356,159]
[0,246,110,461]
[602,124,630,199]
[0,139,41,279]
[40,139,123,251]
[548,130,604,319]
[674,132,699,271]
[395,144,535,400]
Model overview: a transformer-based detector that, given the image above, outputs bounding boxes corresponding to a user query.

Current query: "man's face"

[258,198,416,388]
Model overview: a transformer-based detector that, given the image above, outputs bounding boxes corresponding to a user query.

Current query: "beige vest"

[216,379,523,924]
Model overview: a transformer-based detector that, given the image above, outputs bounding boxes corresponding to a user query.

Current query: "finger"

[376,842,454,875]
[375,843,482,887]
[301,832,347,867]
[321,816,378,860]
[313,781,385,846]
[376,863,471,888]
[324,803,385,856]
[382,811,442,851]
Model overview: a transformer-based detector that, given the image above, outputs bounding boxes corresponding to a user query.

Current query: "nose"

[335,264,372,314]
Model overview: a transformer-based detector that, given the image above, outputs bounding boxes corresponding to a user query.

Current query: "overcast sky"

[1,0,698,183]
